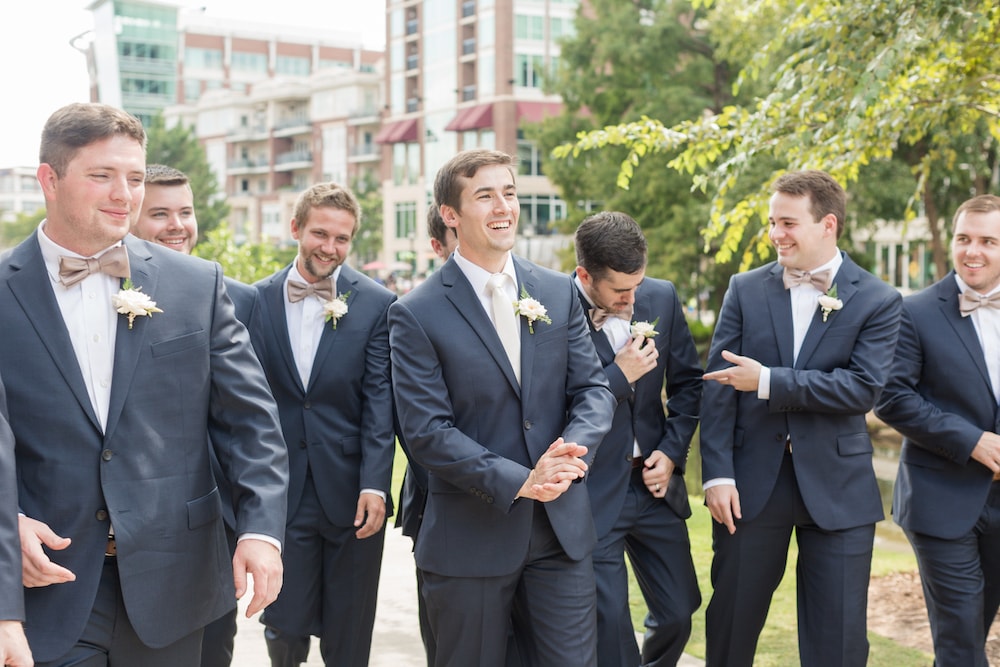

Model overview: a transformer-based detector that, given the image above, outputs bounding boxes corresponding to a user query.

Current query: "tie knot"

[589,307,632,331]
[782,267,832,293]
[58,245,130,287]
[288,278,334,303]
[487,273,512,295]
[960,289,1000,316]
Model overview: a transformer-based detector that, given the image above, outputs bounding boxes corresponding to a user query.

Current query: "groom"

[0,102,289,665]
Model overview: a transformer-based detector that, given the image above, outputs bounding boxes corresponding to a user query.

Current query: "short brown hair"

[575,211,647,280]
[145,164,189,187]
[772,170,847,238]
[952,194,1000,230]
[292,182,361,236]
[433,149,517,212]
[40,103,146,177]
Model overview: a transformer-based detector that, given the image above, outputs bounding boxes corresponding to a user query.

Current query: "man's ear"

[37,164,58,200]
[440,204,459,229]
[576,265,592,288]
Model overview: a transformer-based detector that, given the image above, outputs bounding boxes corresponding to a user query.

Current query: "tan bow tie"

[58,246,130,287]
[288,279,334,303]
[782,267,832,292]
[959,290,1000,317]
[589,307,632,331]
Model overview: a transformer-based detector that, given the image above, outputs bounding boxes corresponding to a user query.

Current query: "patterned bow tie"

[782,267,832,292]
[58,245,130,287]
[288,279,334,303]
[959,290,1000,317]
[589,307,632,331]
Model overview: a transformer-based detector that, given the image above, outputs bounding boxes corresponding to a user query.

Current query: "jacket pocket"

[187,487,223,529]
[837,432,873,456]
[151,329,206,358]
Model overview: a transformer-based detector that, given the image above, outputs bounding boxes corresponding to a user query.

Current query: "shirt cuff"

[703,477,736,491]
[361,488,387,501]
[757,365,771,400]
[237,533,282,553]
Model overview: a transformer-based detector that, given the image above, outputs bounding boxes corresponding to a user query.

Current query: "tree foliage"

[556,0,1000,271]
[0,209,45,250]
[145,113,230,237]
[192,226,286,284]
[351,171,384,266]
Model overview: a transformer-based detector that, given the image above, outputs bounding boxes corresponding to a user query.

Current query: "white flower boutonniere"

[513,286,552,334]
[323,291,350,329]
[817,284,843,323]
[112,279,163,330]
[630,317,660,339]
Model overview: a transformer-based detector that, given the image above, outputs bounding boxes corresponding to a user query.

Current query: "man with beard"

[249,182,396,667]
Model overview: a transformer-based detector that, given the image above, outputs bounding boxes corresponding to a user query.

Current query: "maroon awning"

[445,103,494,132]
[516,101,563,124]
[374,118,419,144]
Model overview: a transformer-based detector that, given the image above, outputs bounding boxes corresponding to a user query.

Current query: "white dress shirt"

[452,248,520,341]
[956,274,1000,402]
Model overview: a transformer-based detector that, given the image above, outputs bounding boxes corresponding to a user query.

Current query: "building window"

[395,201,417,239]
[515,54,545,88]
[515,15,544,41]
[185,47,223,69]
[518,194,567,235]
[231,51,268,73]
[516,139,544,176]
[276,55,310,76]
[184,79,202,102]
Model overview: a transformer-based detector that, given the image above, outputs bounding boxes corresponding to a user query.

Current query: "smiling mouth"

[487,221,511,230]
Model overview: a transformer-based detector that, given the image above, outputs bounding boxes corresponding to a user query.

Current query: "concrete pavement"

[231,525,704,666]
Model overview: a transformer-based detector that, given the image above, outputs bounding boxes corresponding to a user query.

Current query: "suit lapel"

[575,280,616,365]
[938,275,993,394]
[105,237,156,439]
[764,265,795,368]
[795,253,859,369]
[260,266,304,393]
[6,234,102,432]
[308,268,357,391]
[442,260,521,396]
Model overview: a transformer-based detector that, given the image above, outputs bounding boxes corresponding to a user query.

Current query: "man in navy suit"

[700,170,902,666]
[0,378,31,667]
[876,194,1000,666]
[0,102,288,666]
[573,211,702,666]
[132,163,260,667]
[389,149,616,667]
[250,182,396,667]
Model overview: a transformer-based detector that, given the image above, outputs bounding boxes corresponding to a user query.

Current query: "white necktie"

[487,273,520,384]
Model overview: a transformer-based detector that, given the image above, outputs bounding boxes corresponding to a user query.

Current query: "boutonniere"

[112,279,163,329]
[817,284,843,323]
[630,317,660,339]
[513,286,552,334]
[323,291,350,329]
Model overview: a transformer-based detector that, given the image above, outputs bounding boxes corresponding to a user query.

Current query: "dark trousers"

[705,452,875,667]
[37,557,204,667]
[904,482,1000,667]
[594,468,700,667]
[262,474,385,667]
[422,502,596,667]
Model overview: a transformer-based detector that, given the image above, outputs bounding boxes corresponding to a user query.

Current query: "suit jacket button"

[101,449,113,461]
[523,420,532,430]
[300,439,307,449]
[95,509,108,521]
[304,402,311,409]
[486,496,494,504]
[775,434,784,442]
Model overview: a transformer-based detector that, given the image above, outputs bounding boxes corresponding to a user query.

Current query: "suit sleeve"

[206,266,289,542]
[654,285,702,467]
[359,294,397,494]
[0,376,24,621]
[767,286,902,415]
[874,306,983,463]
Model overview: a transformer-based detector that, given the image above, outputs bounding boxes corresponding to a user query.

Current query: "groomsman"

[876,194,1000,666]
[250,182,396,667]
[0,377,31,667]
[700,170,901,665]
[389,148,615,667]
[573,211,702,666]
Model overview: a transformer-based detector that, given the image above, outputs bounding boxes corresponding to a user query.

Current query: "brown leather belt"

[630,456,645,470]
[105,537,116,557]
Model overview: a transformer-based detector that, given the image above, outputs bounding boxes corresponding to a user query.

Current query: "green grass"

[627,501,930,664]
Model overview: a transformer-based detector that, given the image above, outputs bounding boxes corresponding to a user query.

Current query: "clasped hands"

[518,437,588,502]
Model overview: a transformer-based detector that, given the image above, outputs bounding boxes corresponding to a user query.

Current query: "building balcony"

[347,108,380,125]
[227,157,271,173]
[462,0,475,18]
[406,97,421,113]
[348,142,379,162]
[461,85,476,102]
[273,117,312,137]
[405,19,418,36]
[274,150,313,170]
[462,38,476,55]
[227,125,270,142]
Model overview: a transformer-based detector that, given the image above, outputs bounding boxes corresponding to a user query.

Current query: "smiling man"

[700,170,902,666]
[388,149,615,667]
[132,164,197,253]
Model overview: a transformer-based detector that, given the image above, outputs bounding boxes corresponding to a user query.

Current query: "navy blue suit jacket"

[875,272,1000,539]
[0,233,288,661]
[389,256,616,577]
[700,253,902,530]
[0,377,22,622]
[251,264,397,526]
[580,277,702,538]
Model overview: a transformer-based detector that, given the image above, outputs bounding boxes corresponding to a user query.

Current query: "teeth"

[488,221,510,230]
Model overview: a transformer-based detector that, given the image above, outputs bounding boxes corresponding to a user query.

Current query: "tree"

[530,0,747,312]
[0,209,44,250]
[557,0,1000,273]
[192,226,285,284]
[351,172,383,266]
[145,113,230,237]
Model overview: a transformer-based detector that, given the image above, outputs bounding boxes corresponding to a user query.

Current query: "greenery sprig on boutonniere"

[513,286,551,334]
[323,291,350,329]
[112,279,163,329]
[818,284,843,323]
[630,317,660,339]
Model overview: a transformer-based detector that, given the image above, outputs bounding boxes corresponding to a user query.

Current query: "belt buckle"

[105,537,116,557]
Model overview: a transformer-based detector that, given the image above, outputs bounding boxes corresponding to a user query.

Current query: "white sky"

[0,0,385,167]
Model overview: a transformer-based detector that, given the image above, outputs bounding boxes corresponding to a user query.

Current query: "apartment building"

[0,167,45,224]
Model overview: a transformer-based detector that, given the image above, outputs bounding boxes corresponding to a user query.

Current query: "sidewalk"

[232,526,704,666]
